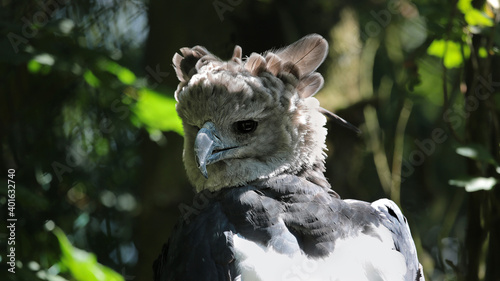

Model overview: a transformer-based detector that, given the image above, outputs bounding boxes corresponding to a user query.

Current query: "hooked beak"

[194,122,237,179]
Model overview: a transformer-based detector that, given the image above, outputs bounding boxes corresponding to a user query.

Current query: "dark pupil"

[235,120,257,133]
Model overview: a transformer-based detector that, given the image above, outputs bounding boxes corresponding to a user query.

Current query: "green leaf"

[132,88,183,135]
[457,0,472,12]
[84,70,101,87]
[28,54,55,73]
[456,144,498,165]
[117,69,136,85]
[478,47,488,58]
[449,176,497,192]
[94,137,109,156]
[427,39,470,68]
[28,60,42,73]
[464,9,494,27]
[53,228,124,281]
[457,0,494,27]
[98,60,136,85]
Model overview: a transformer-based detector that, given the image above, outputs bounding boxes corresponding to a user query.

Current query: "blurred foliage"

[427,39,471,68]
[1,0,499,281]
[132,88,183,137]
[449,176,497,192]
[0,1,177,280]
[54,227,124,281]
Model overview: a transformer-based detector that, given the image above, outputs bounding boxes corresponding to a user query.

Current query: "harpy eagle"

[154,34,424,281]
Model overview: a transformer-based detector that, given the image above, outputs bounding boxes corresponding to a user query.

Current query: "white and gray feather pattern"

[174,34,331,192]
[154,34,424,281]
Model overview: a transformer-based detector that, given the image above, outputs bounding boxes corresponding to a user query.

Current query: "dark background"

[1,0,500,280]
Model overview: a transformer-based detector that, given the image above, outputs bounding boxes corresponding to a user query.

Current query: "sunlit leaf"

[456,144,498,165]
[478,47,488,58]
[457,0,471,12]
[28,60,42,73]
[117,70,136,85]
[33,53,55,65]
[28,54,55,73]
[449,177,497,192]
[427,39,470,68]
[59,18,75,34]
[464,9,494,26]
[457,0,494,27]
[132,88,183,136]
[98,60,136,85]
[53,227,124,281]
[84,70,101,87]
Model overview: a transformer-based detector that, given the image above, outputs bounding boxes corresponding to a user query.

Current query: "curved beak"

[194,122,237,178]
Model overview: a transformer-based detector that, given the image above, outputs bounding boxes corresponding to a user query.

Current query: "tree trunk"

[464,29,500,281]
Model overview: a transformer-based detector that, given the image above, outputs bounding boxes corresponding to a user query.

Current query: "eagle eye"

[234,120,257,134]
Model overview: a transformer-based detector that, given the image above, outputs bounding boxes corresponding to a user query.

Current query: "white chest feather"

[233,227,407,281]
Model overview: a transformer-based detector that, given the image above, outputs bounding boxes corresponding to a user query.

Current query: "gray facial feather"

[173,34,330,192]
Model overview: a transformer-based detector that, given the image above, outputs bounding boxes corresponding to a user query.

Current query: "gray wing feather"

[372,199,425,281]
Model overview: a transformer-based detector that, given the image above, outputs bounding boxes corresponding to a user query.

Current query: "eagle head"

[174,34,343,192]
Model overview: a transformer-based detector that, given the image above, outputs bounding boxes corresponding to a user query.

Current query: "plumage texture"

[273,34,328,78]
[174,35,330,192]
[155,34,424,281]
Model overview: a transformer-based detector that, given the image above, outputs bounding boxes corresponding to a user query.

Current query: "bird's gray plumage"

[154,34,424,281]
